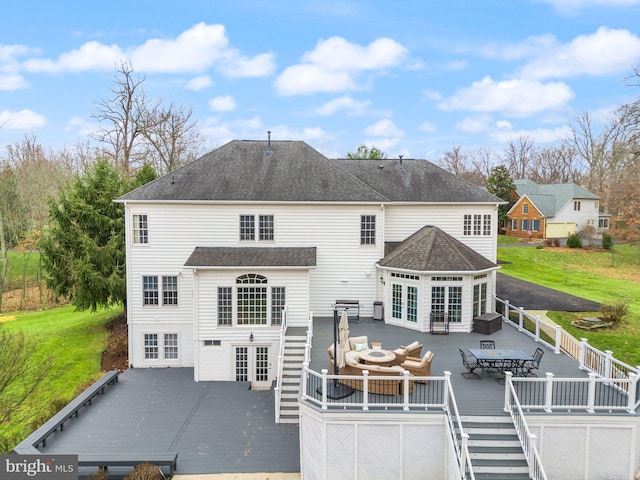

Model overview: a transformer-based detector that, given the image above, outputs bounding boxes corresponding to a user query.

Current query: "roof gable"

[513,179,599,216]
[378,226,497,272]
[119,140,502,204]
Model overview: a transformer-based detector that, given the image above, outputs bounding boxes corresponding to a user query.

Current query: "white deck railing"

[273,307,287,423]
[504,372,549,480]
[495,296,640,409]
[443,372,476,480]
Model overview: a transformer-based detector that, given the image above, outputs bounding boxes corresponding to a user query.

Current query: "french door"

[390,281,419,329]
[234,345,270,388]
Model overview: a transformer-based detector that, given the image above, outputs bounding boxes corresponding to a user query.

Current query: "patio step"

[276,336,306,423]
[463,415,529,477]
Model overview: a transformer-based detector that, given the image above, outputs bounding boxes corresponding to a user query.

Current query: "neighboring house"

[117,140,502,384]
[506,178,610,240]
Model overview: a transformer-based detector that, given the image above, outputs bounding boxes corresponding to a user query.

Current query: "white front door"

[234,345,270,389]
[390,281,420,330]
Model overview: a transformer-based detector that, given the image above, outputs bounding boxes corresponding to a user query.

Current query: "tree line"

[2,63,640,313]
[0,62,201,312]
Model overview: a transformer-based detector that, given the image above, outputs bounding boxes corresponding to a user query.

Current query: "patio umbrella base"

[317,381,354,399]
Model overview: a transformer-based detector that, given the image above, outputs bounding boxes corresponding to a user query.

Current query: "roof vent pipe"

[399,154,403,166]
[267,131,271,146]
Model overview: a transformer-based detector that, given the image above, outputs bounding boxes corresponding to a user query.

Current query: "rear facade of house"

[118,140,502,384]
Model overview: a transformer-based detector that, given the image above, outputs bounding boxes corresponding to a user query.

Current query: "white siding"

[124,200,499,373]
[384,203,499,262]
[551,198,600,233]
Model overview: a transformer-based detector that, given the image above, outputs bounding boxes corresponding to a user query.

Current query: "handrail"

[496,295,640,409]
[274,307,288,423]
[504,372,549,480]
[443,371,476,480]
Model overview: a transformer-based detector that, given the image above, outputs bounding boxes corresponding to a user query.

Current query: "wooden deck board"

[36,315,632,477]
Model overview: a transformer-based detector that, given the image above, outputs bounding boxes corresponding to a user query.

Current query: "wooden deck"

[34,315,630,477]
[308,316,598,416]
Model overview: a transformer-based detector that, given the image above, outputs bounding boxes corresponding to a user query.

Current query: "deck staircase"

[277,330,307,424]
[463,415,530,479]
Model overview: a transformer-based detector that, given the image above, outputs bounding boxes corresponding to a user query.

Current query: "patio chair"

[400,351,434,383]
[480,340,495,349]
[459,348,483,379]
[521,347,544,377]
[392,341,423,365]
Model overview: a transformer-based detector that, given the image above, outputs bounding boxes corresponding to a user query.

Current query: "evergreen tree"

[346,144,387,159]
[40,159,129,311]
[487,165,517,230]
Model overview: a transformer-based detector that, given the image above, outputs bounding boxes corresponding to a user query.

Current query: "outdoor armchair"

[400,351,434,383]
[392,341,423,365]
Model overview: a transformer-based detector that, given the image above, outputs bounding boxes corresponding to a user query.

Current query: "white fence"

[495,296,640,409]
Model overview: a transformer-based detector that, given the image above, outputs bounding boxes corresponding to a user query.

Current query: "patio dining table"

[469,348,533,376]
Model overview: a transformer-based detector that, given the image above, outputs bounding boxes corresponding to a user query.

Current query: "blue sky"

[2,0,640,160]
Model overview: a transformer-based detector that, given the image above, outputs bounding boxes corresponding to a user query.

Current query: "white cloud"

[0,73,29,90]
[65,116,99,136]
[208,95,237,112]
[276,36,407,95]
[438,76,574,115]
[313,95,371,116]
[456,115,494,133]
[417,121,437,133]
[185,75,213,91]
[23,41,124,72]
[535,0,640,13]
[422,89,442,101]
[200,115,328,148]
[0,109,46,129]
[490,125,572,144]
[364,119,405,137]
[20,23,276,77]
[520,27,640,80]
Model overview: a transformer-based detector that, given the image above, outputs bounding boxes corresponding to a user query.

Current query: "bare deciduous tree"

[91,61,149,175]
[0,328,55,447]
[92,62,204,176]
[140,102,203,174]
[500,136,537,179]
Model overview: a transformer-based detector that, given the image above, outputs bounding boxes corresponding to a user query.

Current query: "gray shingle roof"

[378,226,497,272]
[184,246,317,267]
[513,179,599,216]
[119,140,502,204]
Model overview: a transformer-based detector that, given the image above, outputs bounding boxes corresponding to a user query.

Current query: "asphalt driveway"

[496,272,601,311]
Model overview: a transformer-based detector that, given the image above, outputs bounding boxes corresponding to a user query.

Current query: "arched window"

[236,274,268,284]
[236,274,268,324]
[523,203,529,214]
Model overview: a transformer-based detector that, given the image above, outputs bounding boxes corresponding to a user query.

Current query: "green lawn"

[5,251,42,289]
[498,243,640,365]
[0,305,122,452]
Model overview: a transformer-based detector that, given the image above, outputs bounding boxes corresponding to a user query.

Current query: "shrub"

[566,233,582,248]
[89,468,109,480]
[552,238,560,247]
[125,464,163,480]
[536,245,544,249]
[599,300,629,324]
[602,233,613,250]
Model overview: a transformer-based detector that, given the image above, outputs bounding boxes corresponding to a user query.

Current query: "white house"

[117,140,502,384]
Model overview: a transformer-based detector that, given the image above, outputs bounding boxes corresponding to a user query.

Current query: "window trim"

[360,215,376,245]
[132,214,149,245]
[143,275,179,307]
